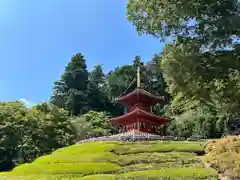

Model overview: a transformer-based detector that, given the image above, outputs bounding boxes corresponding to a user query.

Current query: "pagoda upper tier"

[115,88,164,106]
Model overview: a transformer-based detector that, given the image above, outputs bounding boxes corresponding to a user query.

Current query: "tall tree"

[87,65,108,112]
[50,53,89,115]
[50,79,67,109]
[145,54,170,101]
[89,64,105,86]
[145,54,170,115]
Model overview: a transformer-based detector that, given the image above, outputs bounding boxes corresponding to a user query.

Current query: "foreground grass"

[0,141,217,180]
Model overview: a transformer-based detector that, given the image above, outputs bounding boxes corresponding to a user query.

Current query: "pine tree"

[87,65,108,112]
[51,53,89,115]
[89,64,105,86]
[50,79,67,109]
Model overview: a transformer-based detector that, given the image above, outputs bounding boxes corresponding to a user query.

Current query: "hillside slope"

[0,141,217,180]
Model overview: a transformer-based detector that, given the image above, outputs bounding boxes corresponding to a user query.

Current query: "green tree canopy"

[87,64,109,112]
[127,0,240,48]
[0,102,77,171]
[51,53,89,116]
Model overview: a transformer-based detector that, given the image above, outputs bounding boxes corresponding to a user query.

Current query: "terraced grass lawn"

[0,141,217,180]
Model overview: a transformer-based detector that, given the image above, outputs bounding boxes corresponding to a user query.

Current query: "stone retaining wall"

[77,131,206,144]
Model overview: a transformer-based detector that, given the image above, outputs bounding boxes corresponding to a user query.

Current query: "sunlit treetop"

[127,0,240,49]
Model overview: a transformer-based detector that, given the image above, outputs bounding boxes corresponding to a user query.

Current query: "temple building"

[109,67,169,136]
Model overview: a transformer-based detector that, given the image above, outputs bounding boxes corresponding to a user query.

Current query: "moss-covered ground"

[0,141,217,180]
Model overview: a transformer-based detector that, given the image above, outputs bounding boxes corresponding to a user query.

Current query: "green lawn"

[0,141,217,180]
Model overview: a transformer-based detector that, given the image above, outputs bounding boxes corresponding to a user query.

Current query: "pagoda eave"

[109,108,169,125]
[115,88,164,105]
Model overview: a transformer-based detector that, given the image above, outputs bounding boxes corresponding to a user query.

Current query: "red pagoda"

[109,67,169,135]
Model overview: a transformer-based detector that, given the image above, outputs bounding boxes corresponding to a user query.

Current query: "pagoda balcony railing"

[128,104,151,112]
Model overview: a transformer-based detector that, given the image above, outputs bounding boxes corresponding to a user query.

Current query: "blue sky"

[0,0,165,105]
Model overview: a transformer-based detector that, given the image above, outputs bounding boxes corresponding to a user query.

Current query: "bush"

[71,111,118,140]
[12,163,121,175]
[203,135,240,178]
[113,141,204,155]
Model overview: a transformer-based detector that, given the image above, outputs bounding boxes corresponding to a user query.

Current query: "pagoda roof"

[115,88,164,105]
[109,108,169,125]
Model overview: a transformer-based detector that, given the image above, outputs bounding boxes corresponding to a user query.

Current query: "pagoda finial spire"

[137,66,140,88]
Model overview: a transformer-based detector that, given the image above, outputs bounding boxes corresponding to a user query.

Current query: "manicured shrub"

[12,163,121,175]
[113,141,204,155]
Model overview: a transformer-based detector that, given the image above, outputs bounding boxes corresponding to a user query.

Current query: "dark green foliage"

[51,53,89,116]
[63,54,89,115]
[107,57,139,99]
[50,52,170,118]
[50,79,67,109]
[87,65,109,112]
[0,102,28,171]
[0,102,77,171]
[162,45,240,138]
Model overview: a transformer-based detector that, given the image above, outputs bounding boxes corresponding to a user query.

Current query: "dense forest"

[1,0,240,173]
